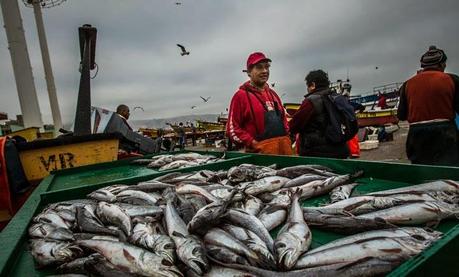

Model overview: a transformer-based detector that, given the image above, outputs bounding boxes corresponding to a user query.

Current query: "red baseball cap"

[246,52,271,70]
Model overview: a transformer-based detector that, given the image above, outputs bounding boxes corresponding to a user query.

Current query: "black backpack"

[322,91,359,144]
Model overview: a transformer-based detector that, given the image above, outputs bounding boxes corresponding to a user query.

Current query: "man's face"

[248,61,270,85]
[307,82,316,93]
[121,108,130,120]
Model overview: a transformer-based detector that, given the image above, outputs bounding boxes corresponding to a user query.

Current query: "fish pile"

[131,152,223,171]
[28,163,457,276]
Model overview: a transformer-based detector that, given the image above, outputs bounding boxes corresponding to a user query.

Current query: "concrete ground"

[359,121,410,163]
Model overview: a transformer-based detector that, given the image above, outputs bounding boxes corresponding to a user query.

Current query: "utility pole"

[0,0,43,128]
[30,0,63,131]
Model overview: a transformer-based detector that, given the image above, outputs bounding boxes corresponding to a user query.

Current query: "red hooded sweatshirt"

[226,81,289,147]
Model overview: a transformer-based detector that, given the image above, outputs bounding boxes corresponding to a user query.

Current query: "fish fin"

[123,249,136,263]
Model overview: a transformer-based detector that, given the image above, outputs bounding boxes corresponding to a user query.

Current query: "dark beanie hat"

[420,45,447,68]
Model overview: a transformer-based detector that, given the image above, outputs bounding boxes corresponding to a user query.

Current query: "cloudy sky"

[1,0,458,125]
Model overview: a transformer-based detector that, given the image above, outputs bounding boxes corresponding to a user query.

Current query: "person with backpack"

[226,52,292,155]
[289,69,358,158]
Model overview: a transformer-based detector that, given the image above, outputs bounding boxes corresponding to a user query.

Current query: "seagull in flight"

[175,2,182,5]
[191,105,197,109]
[177,44,190,56]
[271,83,276,88]
[200,96,211,103]
[133,106,144,112]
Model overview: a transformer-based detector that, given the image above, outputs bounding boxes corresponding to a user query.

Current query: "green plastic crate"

[41,150,245,192]
[1,153,458,276]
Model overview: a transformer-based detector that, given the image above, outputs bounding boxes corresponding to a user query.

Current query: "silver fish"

[242,196,264,216]
[75,206,121,237]
[275,189,312,270]
[356,201,459,225]
[34,210,71,230]
[129,222,176,264]
[102,184,130,194]
[294,236,433,269]
[165,197,209,275]
[329,182,359,203]
[205,244,251,266]
[302,209,393,234]
[73,233,120,241]
[96,202,132,236]
[172,152,215,161]
[87,189,116,203]
[242,176,291,196]
[368,180,459,196]
[130,180,174,192]
[281,171,363,200]
[176,183,219,203]
[153,172,188,183]
[209,256,403,277]
[224,209,274,252]
[188,189,237,235]
[307,227,442,255]
[28,223,74,241]
[57,253,100,274]
[147,155,174,168]
[305,191,455,216]
[117,190,160,205]
[276,165,337,179]
[258,205,288,231]
[283,174,328,189]
[221,224,275,269]
[203,265,254,277]
[116,203,163,218]
[83,255,138,277]
[227,164,277,183]
[30,239,83,267]
[76,239,182,277]
[159,160,199,171]
[204,228,261,266]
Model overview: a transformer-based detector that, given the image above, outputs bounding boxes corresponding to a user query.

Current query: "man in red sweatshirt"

[398,45,459,165]
[226,52,292,155]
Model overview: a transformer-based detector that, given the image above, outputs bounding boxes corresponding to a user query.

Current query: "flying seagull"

[133,106,144,112]
[375,66,379,70]
[177,44,190,56]
[191,105,197,109]
[200,96,211,102]
[281,93,287,97]
[271,83,276,88]
[175,2,182,5]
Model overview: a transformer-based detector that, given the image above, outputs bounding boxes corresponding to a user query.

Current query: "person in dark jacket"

[116,104,133,131]
[398,45,459,166]
[289,70,349,158]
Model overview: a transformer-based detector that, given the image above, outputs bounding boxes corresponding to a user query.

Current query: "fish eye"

[161,259,174,266]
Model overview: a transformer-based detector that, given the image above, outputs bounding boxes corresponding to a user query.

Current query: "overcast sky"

[1,0,459,125]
